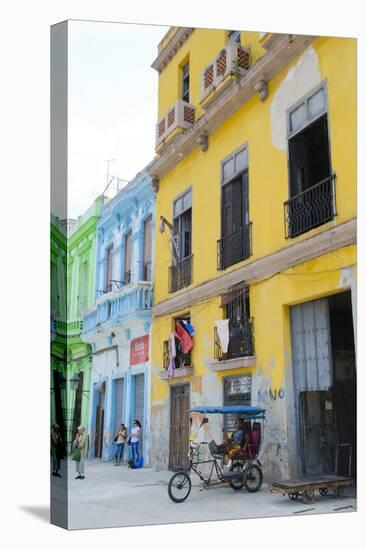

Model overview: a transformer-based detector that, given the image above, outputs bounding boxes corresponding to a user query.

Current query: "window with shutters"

[105,245,113,292]
[285,83,336,238]
[218,145,252,270]
[169,189,193,292]
[181,61,190,103]
[228,30,241,44]
[78,260,88,315]
[143,216,152,281]
[124,231,132,285]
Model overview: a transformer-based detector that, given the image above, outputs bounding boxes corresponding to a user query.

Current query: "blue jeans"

[115,443,125,462]
[131,442,139,462]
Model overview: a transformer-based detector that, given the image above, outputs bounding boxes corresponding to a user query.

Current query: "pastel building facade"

[82,172,154,464]
[148,28,357,480]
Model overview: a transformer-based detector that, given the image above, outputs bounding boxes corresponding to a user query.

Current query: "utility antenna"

[105,159,116,187]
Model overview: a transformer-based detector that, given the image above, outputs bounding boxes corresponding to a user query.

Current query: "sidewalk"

[60,459,357,530]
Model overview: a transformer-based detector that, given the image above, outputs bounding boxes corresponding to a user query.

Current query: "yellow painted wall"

[157,28,265,120]
[151,245,355,404]
[154,36,356,307]
[151,32,356,473]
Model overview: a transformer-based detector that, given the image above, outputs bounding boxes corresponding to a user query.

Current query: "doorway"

[94,382,105,458]
[290,291,356,478]
[169,384,190,471]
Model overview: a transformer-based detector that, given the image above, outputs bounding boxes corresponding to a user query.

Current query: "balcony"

[284,175,336,238]
[82,281,153,339]
[169,255,193,293]
[156,99,196,149]
[217,223,252,270]
[213,317,255,369]
[160,339,193,379]
[54,318,83,338]
[200,42,250,105]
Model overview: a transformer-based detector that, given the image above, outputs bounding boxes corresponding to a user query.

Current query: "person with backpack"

[130,419,141,464]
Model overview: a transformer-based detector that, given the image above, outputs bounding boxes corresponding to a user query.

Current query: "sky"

[68,20,168,219]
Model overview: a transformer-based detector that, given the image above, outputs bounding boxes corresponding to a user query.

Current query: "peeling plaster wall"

[270,46,321,151]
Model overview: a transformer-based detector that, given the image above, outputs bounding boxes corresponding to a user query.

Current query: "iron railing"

[163,340,192,371]
[217,223,252,270]
[169,255,193,293]
[284,174,337,238]
[214,317,254,361]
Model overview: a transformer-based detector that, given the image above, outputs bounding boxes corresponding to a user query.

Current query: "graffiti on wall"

[258,388,285,403]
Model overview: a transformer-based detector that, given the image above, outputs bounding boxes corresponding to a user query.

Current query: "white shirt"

[131,426,141,443]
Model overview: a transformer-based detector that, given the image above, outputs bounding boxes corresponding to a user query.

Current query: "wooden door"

[94,383,105,458]
[169,384,190,471]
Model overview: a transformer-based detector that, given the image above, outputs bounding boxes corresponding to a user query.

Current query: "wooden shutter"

[134,374,145,450]
[143,216,152,281]
[124,232,132,283]
[106,246,113,292]
[290,298,333,392]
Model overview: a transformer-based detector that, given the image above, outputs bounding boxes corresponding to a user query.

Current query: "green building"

[51,198,102,449]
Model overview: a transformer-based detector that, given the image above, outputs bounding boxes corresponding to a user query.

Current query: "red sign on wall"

[130,335,149,365]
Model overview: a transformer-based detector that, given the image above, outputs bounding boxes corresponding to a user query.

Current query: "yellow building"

[148,28,356,480]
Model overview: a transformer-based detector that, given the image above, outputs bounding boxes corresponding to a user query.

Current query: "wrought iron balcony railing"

[163,339,192,371]
[54,318,83,337]
[284,174,337,238]
[169,255,193,293]
[214,317,254,361]
[217,223,252,270]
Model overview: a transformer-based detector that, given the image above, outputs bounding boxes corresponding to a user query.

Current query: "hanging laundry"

[167,336,176,378]
[175,321,193,354]
[181,319,195,336]
[170,332,176,358]
[216,319,230,353]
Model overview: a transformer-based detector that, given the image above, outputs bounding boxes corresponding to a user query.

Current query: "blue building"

[81,171,154,464]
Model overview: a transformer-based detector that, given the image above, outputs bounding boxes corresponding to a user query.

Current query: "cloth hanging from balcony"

[167,334,176,378]
[175,321,193,354]
[181,319,195,336]
[216,319,230,353]
[170,332,176,358]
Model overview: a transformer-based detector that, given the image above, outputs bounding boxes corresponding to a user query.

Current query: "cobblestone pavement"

[51,459,357,530]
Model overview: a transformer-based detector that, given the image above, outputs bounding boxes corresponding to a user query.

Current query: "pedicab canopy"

[190,405,266,419]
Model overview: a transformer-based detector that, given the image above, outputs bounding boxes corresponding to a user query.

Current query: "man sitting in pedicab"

[211,417,249,461]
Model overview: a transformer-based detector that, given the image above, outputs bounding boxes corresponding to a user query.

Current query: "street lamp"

[70,373,81,391]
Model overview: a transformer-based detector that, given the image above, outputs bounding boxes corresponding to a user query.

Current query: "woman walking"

[72,425,88,480]
[130,420,141,463]
[114,423,127,465]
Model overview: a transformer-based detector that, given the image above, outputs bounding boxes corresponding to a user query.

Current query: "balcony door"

[105,245,113,292]
[220,171,249,269]
[124,231,132,284]
[143,216,152,281]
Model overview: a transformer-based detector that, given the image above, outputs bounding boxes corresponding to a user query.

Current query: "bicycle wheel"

[244,464,263,493]
[229,462,245,491]
[168,471,192,503]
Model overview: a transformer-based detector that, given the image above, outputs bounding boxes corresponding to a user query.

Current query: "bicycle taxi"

[168,405,266,503]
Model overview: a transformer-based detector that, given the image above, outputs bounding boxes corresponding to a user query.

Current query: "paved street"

[51,459,358,530]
